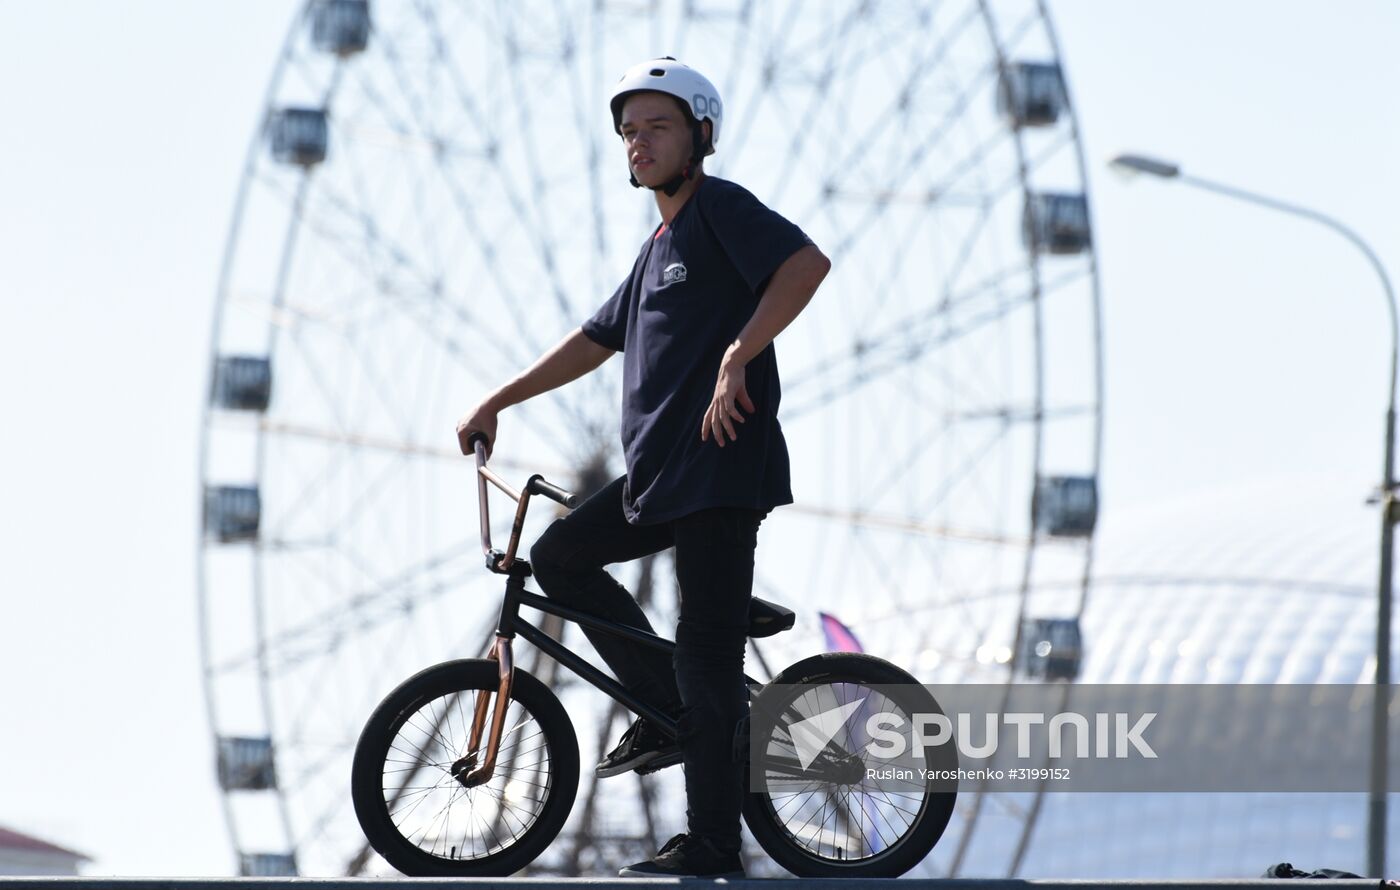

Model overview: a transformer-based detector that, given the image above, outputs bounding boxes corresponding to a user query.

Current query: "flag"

[819,611,864,654]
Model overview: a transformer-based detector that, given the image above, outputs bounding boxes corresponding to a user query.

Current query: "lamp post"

[1109,152,1398,878]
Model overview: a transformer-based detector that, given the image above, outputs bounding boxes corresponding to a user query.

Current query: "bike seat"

[748,596,795,638]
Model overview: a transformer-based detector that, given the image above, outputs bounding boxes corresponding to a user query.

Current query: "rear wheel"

[742,652,957,877]
[351,659,579,876]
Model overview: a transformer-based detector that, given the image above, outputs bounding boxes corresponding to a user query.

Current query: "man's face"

[619,92,706,187]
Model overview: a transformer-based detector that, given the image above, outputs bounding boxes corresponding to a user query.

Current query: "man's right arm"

[486,327,616,411]
[457,327,616,457]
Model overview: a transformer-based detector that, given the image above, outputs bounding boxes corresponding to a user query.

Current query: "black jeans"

[529,474,763,852]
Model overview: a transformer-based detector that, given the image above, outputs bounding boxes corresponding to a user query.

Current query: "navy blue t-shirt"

[581,174,815,525]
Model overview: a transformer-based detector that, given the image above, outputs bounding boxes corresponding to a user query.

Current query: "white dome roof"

[947,473,1394,878]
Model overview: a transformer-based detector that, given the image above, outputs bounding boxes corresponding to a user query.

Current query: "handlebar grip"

[466,430,489,453]
[528,474,580,509]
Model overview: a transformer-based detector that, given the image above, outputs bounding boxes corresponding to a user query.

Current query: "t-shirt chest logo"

[662,262,688,285]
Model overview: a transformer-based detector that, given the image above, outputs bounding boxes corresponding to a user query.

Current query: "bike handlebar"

[465,430,579,573]
[528,475,581,509]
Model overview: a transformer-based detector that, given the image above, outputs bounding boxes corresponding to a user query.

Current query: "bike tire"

[351,658,579,876]
[741,652,957,877]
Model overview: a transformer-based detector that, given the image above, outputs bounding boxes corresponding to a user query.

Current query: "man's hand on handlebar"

[456,399,498,460]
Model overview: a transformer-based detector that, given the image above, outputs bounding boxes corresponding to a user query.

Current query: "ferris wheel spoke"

[709,3,759,142]
[265,442,409,548]
[917,419,1015,519]
[403,7,578,324]
[330,133,519,398]
[913,534,1004,652]
[296,785,356,855]
[274,182,587,446]
[982,130,1079,203]
[342,84,457,344]
[860,202,958,338]
[922,348,1010,424]
[258,412,419,574]
[795,255,1097,411]
[775,2,880,75]
[912,105,1022,208]
[859,405,959,506]
[271,566,469,675]
[721,27,837,194]
[958,403,1095,423]
[991,6,1048,62]
[878,38,1003,183]
[785,503,1025,547]
[496,9,568,279]
[333,124,602,450]
[1021,124,1076,175]
[890,512,1013,618]
[814,4,983,207]
[258,420,570,475]
[817,190,996,400]
[369,35,556,359]
[786,255,1029,400]
[839,4,943,97]
[706,3,802,182]
[762,65,837,212]
[285,778,352,856]
[290,169,536,380]
[858,372,1022,509]
[308,148,541,378]
[276,746,364,854]
[310,319,419,444]
[784,297,1028,418]
[878,576,1038,625]
[988,791,1031,821]
[249,539,479,674]
[813,65,1002,268]
[821,147,995,284]
[935,199,998,310]
[847,522,918,615]
[551,4,607,277]
[276,735,354,798]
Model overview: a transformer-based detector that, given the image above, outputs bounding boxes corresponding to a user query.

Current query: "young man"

[455,57,830,878]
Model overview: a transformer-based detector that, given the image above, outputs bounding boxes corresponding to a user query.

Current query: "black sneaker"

[595,716,681,778]
[618,832,745,878]
[634,747,684,776]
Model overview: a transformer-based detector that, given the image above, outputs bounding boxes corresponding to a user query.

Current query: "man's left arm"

[702,244,831,445]
[725,244,831,368]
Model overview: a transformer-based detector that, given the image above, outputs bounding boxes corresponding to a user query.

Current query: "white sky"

[1,0,1397,876]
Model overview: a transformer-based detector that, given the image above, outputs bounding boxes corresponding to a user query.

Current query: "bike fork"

[457,633,515,787]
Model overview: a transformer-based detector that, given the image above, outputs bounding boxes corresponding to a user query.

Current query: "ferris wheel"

[196,0,1103,877]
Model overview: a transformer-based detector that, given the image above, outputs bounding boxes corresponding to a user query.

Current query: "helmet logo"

[692,93,721,120]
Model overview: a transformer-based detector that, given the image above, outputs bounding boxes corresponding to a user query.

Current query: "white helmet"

[609,56,722,157]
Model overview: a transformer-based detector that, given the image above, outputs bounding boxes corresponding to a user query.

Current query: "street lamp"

[1110,151,1398,878]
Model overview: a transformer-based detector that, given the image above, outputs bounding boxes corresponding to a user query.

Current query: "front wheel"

[741,652,957,877]
[350,659,580,876]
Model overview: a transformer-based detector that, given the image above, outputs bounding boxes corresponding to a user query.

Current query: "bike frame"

[458,434,763,786]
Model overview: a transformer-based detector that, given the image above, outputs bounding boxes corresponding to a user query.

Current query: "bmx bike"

[350,431,957,877]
